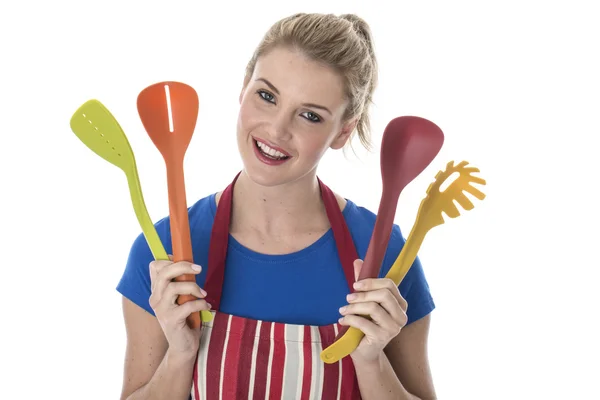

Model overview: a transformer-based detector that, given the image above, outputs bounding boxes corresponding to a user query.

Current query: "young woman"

[117,13,437,400]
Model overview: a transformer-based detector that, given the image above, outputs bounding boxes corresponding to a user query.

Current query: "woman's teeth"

[256,140,288,159]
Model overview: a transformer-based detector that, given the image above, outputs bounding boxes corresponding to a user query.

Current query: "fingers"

[340,300,404,334]
[340,278,408,334]
[156,298,212,332]
[148,258,206,316]
[173,298,212,323]
[165,281,207,305]
[353,277,407,311]
[150,259,202,298]
[338,313,381,338]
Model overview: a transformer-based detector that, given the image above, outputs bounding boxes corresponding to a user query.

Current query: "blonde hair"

[245,13,378,152]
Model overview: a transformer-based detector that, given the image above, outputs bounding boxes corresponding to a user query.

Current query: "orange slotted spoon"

[321,160,486,363]
[137,81,211,328]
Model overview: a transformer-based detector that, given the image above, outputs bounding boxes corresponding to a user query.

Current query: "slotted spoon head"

[380,116,444,196]
[136,81,199,161]
[70,99,135,173]
[422,160,487,227]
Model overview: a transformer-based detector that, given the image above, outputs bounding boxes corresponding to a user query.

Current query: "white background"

[1,1,598,399]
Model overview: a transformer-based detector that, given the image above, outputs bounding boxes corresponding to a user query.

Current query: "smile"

[254,139,290,160]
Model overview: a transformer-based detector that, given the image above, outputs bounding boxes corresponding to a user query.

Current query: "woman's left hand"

[338,259,408,363]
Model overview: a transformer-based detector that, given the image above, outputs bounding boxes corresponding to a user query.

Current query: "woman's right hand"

[148,258,211,356]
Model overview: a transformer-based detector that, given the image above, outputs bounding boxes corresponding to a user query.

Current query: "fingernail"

[200,288,207,296]
[347,294,357,301]
[192,264,202,271]
[339,306,347,314]
[207,303,212,309]
[353,281,363,289]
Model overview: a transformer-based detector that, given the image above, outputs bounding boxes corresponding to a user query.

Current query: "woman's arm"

[120,297,196,400]
[354,314,436,400]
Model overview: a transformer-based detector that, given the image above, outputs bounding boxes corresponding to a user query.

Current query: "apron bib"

[191,173,362,400]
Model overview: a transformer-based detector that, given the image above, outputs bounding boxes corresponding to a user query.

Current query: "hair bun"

[339,14,373,47]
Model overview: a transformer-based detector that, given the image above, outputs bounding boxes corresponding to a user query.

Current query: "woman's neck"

[229,169,330,238]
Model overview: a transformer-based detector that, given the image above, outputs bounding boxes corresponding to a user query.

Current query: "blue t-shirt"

[117,193,435,326]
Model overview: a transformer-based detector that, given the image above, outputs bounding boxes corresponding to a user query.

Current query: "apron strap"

[203,172,239,309]
[317,177,359,291]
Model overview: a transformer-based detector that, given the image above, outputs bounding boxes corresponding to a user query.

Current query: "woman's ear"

[330,117,358,150]
[239,75,251,104]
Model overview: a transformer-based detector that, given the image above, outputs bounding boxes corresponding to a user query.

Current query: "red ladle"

[322,116,444,362]
[359,116,444,283]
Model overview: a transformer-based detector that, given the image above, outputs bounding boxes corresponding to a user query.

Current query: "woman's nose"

[266,111,293,141]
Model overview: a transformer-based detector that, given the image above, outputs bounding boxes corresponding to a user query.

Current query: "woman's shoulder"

[335,193,382,230]
[189,192,219,218]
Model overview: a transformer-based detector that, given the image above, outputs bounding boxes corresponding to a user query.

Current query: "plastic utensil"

[320,116,444,363]
[69,99,168,260]
[321,160,486,363]
[386,160,486,283]
[137,81,211,328]
[359,117,444,285]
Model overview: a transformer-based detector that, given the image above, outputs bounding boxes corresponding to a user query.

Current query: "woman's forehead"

[252,47,347,110]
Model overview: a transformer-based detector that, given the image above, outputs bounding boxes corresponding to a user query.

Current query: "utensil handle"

[166,159,193,261]
[386,218,429,285]
[320,325,364,364]
[357,193,397,281]
[328,192,398,352]
[166,160,206,328]
[126,168,169,260]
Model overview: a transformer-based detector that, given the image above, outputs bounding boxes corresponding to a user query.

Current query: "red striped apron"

[192,173,362,400]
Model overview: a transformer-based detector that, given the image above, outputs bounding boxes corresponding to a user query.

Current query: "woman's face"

[236,46,356,187]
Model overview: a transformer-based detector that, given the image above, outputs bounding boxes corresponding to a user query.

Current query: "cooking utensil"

[69,99,168,260]
[321,160,486,363]
[386,160,486,283]
[137,81,211,328]
[358,117,444,286]
[321,116,444,362]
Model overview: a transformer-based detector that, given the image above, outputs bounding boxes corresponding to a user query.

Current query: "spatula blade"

[70,99,135,172]
[136,81,199,157]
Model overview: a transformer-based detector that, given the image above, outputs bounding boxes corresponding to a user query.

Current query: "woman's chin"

[241,164,291,188]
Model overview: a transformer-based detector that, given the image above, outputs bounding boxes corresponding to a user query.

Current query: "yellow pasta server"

[69,99,213,323]
[321,160,486,363]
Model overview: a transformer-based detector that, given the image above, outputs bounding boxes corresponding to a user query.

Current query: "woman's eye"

[258,90,275,103]
[302,111,321,123]
[256,90,321,123]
